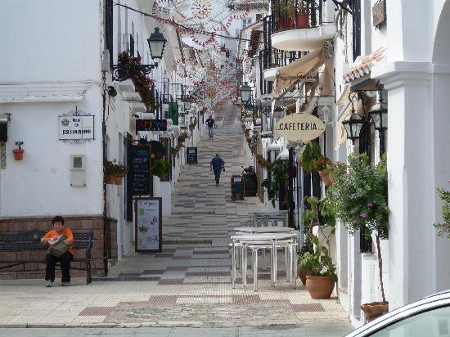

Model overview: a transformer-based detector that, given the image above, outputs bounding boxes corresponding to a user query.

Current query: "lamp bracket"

[111,63,158,82]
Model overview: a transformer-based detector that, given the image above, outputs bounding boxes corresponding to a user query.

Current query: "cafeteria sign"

[275,113,326,142]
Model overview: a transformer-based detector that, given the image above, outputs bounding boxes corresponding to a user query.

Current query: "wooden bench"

[0,229,94,284]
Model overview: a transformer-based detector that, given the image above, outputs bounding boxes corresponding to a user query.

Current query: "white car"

[346,290,450,337]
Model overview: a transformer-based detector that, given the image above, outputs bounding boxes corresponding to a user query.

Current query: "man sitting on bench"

[40,216,74,287]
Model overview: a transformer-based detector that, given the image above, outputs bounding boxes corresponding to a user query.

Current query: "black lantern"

[240,82,252,103]
[369,93,388,131]
[369,91,388,154]
[343,108,365,143]
[147,27,167,61]
[183,97,192,110]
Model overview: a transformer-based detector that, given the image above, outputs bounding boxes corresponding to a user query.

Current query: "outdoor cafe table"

[230,232,298,289]
[233,226,296,234]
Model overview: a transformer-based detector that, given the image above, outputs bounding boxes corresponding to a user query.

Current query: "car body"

[345,290,450,337]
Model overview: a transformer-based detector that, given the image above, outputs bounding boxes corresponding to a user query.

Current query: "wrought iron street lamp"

[147,27,167,62]
[369,91,388,154]
[343,106,365,143]
[112,27,167,82]
[240,82,252,103]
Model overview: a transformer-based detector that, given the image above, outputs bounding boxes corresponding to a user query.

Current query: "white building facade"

[0,0,196,277]
[241,0,450,326]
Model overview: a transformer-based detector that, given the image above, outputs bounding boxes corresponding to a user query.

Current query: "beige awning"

[272,48,323,98]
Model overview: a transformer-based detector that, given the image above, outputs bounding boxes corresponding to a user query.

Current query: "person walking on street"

[210,153,225,186]
[205,115,215,139]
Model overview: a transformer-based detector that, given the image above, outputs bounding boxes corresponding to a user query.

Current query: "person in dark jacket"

[210,153,225,186]
[205,115,215,139]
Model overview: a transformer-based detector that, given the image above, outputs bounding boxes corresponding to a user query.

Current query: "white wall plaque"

[59,111,94,141]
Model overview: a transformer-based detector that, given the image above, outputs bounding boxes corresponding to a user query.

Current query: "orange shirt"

[43,227,74,256]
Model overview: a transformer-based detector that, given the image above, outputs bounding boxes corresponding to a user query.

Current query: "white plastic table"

[230,232,298,290]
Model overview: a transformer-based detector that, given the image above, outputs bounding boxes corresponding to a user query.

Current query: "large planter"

[361,301,389,322]
[305,275,335,299]
[318,169,333,187]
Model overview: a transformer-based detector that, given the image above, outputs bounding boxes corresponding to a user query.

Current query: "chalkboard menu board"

[186,147,197,164]
[129,145,152,196]
[135,197,162,252]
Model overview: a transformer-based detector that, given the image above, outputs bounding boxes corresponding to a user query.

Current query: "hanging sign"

[136,119,168,131]
[275,113,326,142]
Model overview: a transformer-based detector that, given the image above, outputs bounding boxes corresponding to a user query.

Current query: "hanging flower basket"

[105,175,116,184]
[318,169,333,187]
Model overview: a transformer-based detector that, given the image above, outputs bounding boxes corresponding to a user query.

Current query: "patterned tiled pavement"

[0,102,353,333]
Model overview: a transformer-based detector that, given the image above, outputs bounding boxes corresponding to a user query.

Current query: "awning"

[272,47,324,98]
[343,47,386,90]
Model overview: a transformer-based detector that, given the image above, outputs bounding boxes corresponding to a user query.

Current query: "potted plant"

[328,153,389,321]
[12,141,24,160]
[151,158,170,179]
[298,195,336,288]
[261,159,289,208]
[105,160,128,185]
[299,142,322,173]
[434,185,450,238]
[298,235,337,299]
[314,156,333,187]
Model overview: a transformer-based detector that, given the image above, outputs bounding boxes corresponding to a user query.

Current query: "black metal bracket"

[330,0,353,14]
[111,63,158,82]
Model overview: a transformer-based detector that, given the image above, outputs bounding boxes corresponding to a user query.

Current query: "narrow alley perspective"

[0,102,353,336]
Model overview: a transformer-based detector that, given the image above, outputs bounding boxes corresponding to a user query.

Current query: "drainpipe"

[101,73,109,277]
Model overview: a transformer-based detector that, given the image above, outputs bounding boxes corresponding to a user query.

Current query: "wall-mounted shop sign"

[59,108,94,142]
[136,119,167,132]
[275,113,326,142]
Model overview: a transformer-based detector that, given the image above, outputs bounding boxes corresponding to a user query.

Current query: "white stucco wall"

[0,0,103,217]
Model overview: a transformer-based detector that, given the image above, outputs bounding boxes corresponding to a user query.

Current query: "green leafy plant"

[328,153,388,302]
[298,235,337,281]
[434,187,450,238]
[105,160,128,176]
[261,159,289,207]
[298,142,322,172]
[152,158,170,178]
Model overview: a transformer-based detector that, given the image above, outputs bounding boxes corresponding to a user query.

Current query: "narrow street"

[0,102,353,336]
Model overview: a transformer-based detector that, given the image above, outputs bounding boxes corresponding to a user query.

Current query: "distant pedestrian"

[205,115,215,139]
[210,153,225,186]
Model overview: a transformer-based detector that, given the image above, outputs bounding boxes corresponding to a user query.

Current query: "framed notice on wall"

[134,197,162,252]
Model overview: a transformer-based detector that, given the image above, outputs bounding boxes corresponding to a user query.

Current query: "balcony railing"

[271,0,325,33]
[261,48,304,71]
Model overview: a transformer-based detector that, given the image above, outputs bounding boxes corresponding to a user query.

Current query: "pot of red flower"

[12,141,24,160]
[314,157,333,187]
[105,160,128,185]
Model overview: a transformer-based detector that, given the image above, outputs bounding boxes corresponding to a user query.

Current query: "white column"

[375,62,435,309]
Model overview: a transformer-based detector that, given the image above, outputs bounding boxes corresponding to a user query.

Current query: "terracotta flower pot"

[361,301,389,322]
[318,169,333,187]
[105,175,116,184]
[305,275,335,299]
[12,149,24,160]
[113,174,124,185]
